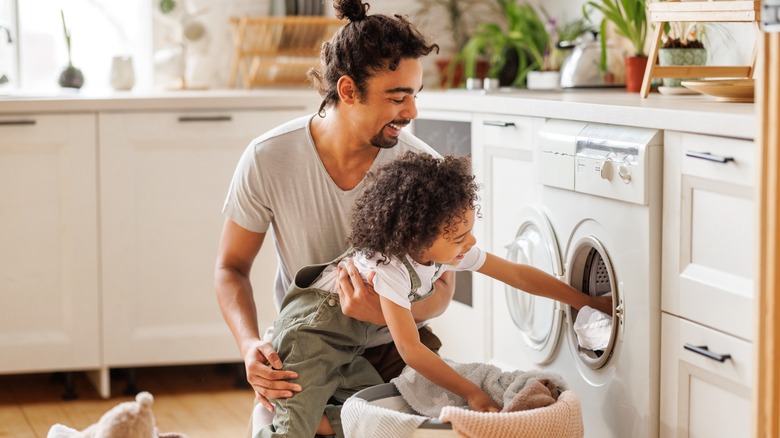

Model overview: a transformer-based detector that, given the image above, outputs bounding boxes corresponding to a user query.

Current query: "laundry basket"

[344,383,585,438]
[348,383,456,437]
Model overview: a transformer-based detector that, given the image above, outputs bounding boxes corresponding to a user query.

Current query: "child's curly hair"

[348,152,481,261]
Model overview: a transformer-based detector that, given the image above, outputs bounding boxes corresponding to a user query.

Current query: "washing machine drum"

[565,235,622,370]
[505,208,565,365]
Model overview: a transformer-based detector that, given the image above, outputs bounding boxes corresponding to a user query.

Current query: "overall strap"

[293,247,355,289]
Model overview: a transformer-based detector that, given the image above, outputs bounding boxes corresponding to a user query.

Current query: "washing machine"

[502,120,663,437]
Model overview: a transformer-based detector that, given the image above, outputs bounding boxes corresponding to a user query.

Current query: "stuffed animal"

[47,391,187,438]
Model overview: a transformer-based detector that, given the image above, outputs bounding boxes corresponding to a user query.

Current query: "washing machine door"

[564,231,622,378]
[505,206,565,365]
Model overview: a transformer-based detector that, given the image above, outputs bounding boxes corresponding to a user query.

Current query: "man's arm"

[214,219,300,411]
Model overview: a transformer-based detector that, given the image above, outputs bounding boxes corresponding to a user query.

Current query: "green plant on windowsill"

[58,10,84,89]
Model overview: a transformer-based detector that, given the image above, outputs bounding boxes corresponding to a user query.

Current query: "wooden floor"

[0,364,254,438]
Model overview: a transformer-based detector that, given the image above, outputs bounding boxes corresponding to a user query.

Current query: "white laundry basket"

[350,383,457,437]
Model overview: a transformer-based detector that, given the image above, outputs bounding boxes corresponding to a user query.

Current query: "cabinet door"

[472,114,544,367]
[0,114,100,373]
[660,313,752,437]
[99,110,304,367]
[662,132,754,340]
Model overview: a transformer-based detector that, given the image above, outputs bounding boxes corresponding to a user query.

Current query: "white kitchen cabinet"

[0,114,100,374]
[660,314,752,438]
[660,131,755,436]
[472,113,545,368]
[98,109,301,367]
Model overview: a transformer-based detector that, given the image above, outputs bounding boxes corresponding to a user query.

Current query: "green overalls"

[255,252,437,438]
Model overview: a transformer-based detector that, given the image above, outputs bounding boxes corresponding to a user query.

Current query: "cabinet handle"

[177,115,233,123]
[483,120,515,127]
[684,343,732,362]
[0,119,36,126]
[685,150,734,164]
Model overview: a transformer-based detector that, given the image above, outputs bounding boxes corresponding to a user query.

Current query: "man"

[214,1,453,436]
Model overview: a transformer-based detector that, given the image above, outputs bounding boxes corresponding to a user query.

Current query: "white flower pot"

[527,71,561,90]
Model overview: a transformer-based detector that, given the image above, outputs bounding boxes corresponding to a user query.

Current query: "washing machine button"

[600,158,614,181]
[618,163,632,184]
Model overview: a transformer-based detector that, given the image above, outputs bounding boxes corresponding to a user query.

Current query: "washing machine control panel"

[574,124,661,205]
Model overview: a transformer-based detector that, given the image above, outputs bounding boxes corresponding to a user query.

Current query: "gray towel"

[391,361,569,418]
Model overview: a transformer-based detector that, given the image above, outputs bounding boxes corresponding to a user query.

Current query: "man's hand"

[243,339,301,412]
[336,258,385,325]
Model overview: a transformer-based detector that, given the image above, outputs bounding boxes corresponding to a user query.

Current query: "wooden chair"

[641,0,762,98]
[228,16,344,88]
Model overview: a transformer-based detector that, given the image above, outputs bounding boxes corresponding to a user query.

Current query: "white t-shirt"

[222,114,438,311]
[311,246,486,310]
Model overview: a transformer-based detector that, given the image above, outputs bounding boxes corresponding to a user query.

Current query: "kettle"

[559,32,626,88]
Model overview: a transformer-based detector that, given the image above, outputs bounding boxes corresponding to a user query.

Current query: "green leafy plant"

[455,0,550,86]
[583,0,648,70]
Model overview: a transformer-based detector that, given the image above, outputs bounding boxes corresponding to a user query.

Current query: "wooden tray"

[681,78,755,102]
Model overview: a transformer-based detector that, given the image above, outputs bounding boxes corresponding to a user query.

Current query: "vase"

[110,56,136,91]
[58,65,84,89]
[624,56,648,93]
[658,48,707,87]
[526,71,561,90]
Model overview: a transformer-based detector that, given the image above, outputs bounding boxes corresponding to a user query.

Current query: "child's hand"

[467,391,501,413]
[591,295,613,315]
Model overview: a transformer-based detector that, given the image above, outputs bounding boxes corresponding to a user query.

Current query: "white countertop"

[418,88,756,140]
[0,87,756,140]
[0,88,322,113]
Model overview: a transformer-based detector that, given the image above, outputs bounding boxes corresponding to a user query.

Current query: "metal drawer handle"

[0,119,36,126]
[177,115,233,123]
[684,343,732,362]
[483,120,515,127]
[685,150,734,164]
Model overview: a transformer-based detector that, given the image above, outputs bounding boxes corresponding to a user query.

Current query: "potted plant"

[454,0,551,88]
[58,10,85,89]
[526,13,591,90]
[657,22,706,89]
[583,0,648,92]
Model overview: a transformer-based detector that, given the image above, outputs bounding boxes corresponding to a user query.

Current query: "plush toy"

[47,391,187,438]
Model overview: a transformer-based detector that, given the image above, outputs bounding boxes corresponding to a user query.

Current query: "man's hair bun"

[333,0,369,22]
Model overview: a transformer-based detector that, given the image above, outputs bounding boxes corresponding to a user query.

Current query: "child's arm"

[477,252,612,314]
[379,296,500,413]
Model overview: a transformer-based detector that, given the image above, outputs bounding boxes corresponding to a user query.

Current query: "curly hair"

[308,0,439,116]
[348,152,481,261]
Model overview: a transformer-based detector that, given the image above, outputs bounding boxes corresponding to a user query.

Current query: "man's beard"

[369,120,410,149]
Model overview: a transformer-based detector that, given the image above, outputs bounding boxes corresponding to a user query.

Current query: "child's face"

[418,208,477,266]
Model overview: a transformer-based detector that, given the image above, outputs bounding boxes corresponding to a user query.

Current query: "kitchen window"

[2,0,151,92]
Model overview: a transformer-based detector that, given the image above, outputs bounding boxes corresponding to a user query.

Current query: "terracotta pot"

[624,56,648,93]
[435,58,489,89]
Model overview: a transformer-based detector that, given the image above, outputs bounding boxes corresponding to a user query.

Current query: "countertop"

[0,89,322,113]
[0,87,756,140]
[417,88,756,140]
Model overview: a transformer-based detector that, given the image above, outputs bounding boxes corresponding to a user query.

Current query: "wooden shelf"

[228,16,344,88]
[641,0,761,98]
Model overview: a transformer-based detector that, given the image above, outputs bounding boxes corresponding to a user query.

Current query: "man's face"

[356,58,423,149]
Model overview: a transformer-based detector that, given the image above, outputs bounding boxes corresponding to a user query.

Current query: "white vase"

[527,71,561,90]
[110,56,135,91]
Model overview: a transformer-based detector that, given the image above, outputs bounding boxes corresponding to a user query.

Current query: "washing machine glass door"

[505,206,564,365]
[565,234,621,371]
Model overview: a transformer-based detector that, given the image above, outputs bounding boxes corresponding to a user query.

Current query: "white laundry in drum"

[573,306,613,351]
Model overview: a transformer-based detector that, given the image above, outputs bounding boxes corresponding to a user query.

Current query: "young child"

[258,152,611,438]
